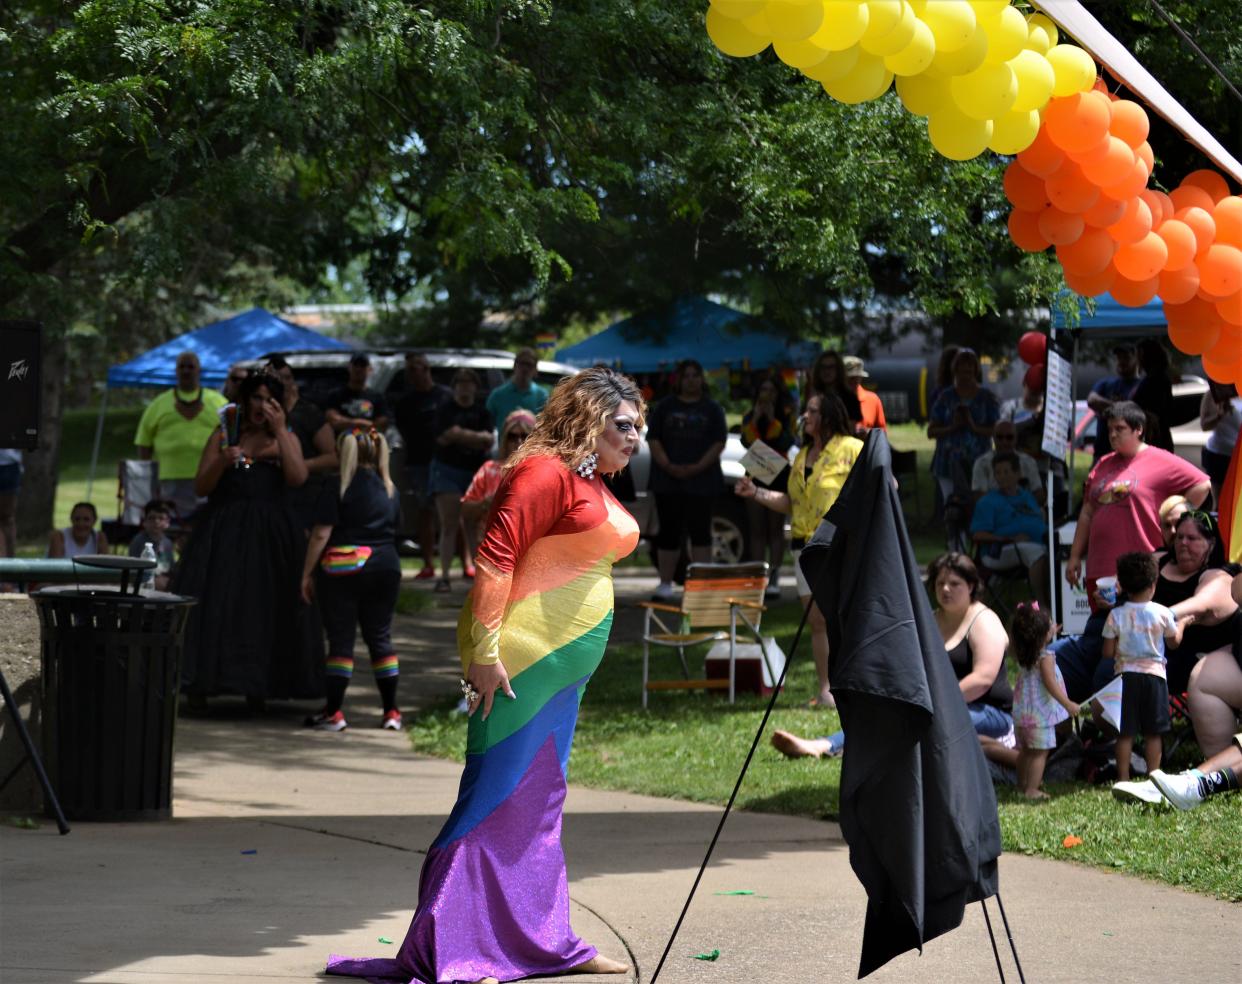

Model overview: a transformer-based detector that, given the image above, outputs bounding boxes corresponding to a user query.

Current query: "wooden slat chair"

[638,562,769,707]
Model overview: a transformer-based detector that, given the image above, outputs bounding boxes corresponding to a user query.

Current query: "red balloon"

[1018,331,1047,365]
[1024,363,1046,391]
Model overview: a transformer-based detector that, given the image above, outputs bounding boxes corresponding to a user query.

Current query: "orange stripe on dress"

[684,578,767,593]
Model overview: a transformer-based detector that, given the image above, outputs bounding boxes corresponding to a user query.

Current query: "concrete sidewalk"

[3,574,1239,983]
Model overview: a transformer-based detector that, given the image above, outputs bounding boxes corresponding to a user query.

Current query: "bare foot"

[475,978,499,984]
[1022,789,1050,801]
[572,953,629,974]
[807,693,836,709]
[771,730,833,759]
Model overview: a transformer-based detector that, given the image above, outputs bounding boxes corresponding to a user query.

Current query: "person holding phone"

[173,371,322,711]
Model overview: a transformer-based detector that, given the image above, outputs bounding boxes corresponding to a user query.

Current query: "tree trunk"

[16,332,64,541]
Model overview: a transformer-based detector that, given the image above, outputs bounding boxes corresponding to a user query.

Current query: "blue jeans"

[821,699,1013,753]
[1051,609,1112,704]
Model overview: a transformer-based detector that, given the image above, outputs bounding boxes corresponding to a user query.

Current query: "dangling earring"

[576,452,598,479]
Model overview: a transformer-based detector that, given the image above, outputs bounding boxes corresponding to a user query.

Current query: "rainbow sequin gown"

[328,455,639,984]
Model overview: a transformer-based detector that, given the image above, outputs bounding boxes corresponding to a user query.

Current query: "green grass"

[52,406,145,533]
[413,597,1242,902]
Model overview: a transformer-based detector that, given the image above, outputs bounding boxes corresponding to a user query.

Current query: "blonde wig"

[337,427,395,499]
[505,367,645,473]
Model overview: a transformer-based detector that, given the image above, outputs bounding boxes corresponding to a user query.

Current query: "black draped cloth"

[799,430,1001,978]
[173,462,324,699]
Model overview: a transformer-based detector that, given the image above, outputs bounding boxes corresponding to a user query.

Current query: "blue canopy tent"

[1051,291,1167,337]
[89,308,353,495]
[556,297,818,372]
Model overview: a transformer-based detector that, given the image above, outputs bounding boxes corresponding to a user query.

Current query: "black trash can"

[35,588,196,821]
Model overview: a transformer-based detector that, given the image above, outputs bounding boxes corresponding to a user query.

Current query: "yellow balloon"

[860,1,917,55]
[860,0,904,41]
[706,7,770,57]
[1026,24,1051,55]
[822,52,894,103]
[809,0,869,52]
[1027,12,1059,47]
[802,43,862,82]
[1009,49,1055,112]
[1046,43,1097,97]
[775,35,831,69]
[950,61,1017,120]
[764,0,824,42]
[982,5,1027,65]
[920,0,976,53]
[742,9,772,37]
[884,18,935,76]
[710,0,766,18]
[928,105,993,160]
[988,107,1041,154]
[969,0,1010,18]
[927,22,986,76]
[895,71,951,116]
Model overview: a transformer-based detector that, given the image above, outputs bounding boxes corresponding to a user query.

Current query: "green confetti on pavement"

[378,937,393,944]
[713,890,754,895]
[693,949,720,961]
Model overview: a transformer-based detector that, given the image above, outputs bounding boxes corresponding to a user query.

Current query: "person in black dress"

[174,371,321,710]
[301,427,403,732]
[266,356,338,532]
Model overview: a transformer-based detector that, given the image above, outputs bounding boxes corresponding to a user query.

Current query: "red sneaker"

[381,709,403,731]
[307,710,347,732]
[415,565,436,580]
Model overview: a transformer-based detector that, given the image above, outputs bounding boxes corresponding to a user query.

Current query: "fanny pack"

[320,545,373,575]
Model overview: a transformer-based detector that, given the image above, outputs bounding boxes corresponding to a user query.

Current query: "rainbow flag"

[1220,439,1242,563]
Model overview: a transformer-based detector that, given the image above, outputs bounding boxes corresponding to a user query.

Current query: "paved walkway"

[2,573,1239,983]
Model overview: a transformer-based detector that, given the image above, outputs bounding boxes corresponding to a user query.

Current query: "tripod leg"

[0,669,69,834]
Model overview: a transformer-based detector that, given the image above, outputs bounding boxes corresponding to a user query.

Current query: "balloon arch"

[704,0,1241,384]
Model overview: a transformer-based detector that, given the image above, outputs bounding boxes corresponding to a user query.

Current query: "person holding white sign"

[735,393,862,708]
[740,375,796,600]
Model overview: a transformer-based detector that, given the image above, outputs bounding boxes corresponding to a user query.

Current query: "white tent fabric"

[1032,1,1242,184]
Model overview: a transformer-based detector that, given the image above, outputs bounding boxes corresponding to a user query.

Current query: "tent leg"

[85,386,108,502]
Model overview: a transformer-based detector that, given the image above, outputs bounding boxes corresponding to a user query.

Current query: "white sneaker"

[1111,779,1163,805]
[652,582,675,601]
[1150,769,1205,811]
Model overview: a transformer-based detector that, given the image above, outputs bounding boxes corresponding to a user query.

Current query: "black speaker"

[0,320,42,451]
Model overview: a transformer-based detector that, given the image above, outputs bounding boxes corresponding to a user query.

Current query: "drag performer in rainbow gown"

[328,367,643,984]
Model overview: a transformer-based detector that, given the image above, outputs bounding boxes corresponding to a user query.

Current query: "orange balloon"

[1110,273,1160,307]
[1046,161,1100,213]
[1063,263,1115,297]
[1038,205,1085,246]
[1017,127,1065,178]
[1158,262,1201,304]
[1203,326,1242,383]
[1198,244,1242,298]
[1107,196,1152,244]
[1166,295,1220,332]
[1182,169,1232,204]
[1141,189,1173,227]
[1156,219,1197,271]
[1176,206,1216,253]
[1057,227,1115,275]
[1008,208,1050,253]
[1167,313,1220,356]
[1044,91,1111,155]
[1214,196,1242,248]
[1134,141,1154,174]
[1169,184,1216,215]
[1083,194,1127,228]
[1004,161,1050,211]
[1079,136,1136,188]
[1101,157,1150,201]
[1114,231,1169,280]
[1202,351,1240,386]
[1108,99,1149,147]
[1218,292,1242,326]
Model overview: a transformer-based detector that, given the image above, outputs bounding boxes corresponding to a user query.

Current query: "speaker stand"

[0,667,69,835]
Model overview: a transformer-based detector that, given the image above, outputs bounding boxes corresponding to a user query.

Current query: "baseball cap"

[842,355,869,378]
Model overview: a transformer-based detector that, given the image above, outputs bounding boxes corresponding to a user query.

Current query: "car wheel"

[712,499,749,565]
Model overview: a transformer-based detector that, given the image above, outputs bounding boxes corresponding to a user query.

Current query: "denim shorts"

[428,459,474,496]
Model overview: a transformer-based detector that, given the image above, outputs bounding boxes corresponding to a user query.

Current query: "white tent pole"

[85,384,108,502]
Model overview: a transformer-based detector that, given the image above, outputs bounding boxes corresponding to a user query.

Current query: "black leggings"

[317,566,402,664]
[654,492,713,551]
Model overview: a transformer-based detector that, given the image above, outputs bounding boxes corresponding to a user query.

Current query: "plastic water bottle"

[140,542,157,593]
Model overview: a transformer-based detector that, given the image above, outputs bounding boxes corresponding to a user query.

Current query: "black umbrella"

[800,430,1002,978]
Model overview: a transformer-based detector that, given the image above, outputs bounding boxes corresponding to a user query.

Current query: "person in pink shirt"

[1066,401,1210,610]
[460,409,536,535]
